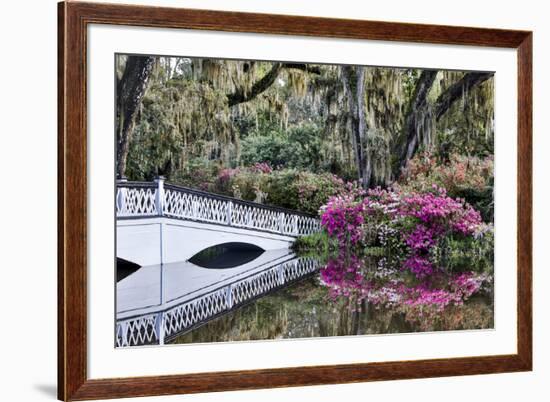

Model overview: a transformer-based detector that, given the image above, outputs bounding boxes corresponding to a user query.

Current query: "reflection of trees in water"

[170,272,493,345]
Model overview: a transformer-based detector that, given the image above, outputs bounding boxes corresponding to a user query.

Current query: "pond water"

[169,251,494,345]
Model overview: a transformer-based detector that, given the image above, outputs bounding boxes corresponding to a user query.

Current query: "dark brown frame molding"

[58,1,532,400]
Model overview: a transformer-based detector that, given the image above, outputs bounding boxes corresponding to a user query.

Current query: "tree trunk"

[342,66,365,184]
[356,66,372,188]
[392,71,493,179]
[116,56,155,177]
[392,70,438,179]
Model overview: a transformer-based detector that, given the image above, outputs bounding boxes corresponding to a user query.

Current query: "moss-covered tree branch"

[226,63,321,107]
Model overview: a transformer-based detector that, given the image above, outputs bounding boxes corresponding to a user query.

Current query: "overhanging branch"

[226,63,321,107]
[435,72,493,121]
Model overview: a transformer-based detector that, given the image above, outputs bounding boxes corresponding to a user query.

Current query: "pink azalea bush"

[320,185,483,279]
[318,181,492,325]
[319,183,366,248]
[397,152,494,221]
[398,152,493,195]
[398,187,482,237]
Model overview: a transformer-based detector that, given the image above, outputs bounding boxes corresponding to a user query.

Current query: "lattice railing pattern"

[163,189,230,225]
[282,258,319,282]
[230,264,282,306]
[116,186,158,217]
[115,314,159,347]
[296,215,322,235]
[117,181,321,236]
[116,257,319,347]
[163,287,229,337]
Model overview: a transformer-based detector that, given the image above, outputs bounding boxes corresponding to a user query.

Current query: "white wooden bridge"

[116,178,321,266]
[115,178,321,347]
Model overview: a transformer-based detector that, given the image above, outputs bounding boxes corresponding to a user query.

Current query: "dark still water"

[169,253,494,344]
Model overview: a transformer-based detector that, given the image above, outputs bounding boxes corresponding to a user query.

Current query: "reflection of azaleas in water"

[320,253,491,325]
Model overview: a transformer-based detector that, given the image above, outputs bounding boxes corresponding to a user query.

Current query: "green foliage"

[170,162,351,216]
[126,92,183,180]
[292,231,334,255]
[289,171,347,214]
[240,132,289,167]
[170,158,221,191]
[220,168,349,215]
[434,227,494,275]
[436,78,495,158]
[240,124,323,171]
[226,167,271,203]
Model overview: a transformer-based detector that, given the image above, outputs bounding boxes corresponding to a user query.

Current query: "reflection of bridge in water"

[116,251,319,347]
[115,179,321,347]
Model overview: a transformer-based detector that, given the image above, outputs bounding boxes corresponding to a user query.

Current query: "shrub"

[240,133,290,168]
[320,186,488,279]
[289,171,349,215]
[398,152,494,221]
[171,158,220,191]
[212,166,352,215]
[240,124,323,171]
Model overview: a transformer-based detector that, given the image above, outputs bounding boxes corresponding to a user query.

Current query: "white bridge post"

[277,264,285,284]
[226,284,233,309]
[192,196,198,219]
[155,176,166,266]
[119,321,129,347]
[116,175,128,214]
[227,201,233,226]
[154,176,165,216]
[156,312,165,345]
[278,212,284,234]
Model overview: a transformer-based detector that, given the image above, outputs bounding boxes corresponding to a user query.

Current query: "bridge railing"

[116,178,321,237]
[115,256,319,347]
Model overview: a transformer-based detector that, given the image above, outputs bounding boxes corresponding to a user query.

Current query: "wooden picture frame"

[58,1,532,400]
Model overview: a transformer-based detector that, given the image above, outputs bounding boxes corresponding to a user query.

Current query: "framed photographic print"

[58,1,532,400]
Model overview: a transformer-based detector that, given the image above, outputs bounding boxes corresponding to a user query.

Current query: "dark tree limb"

[393,70,438,178]
[227,63,283,106]
[435,72,493,121]
[282,63,322,75]
[116,56,155,177]
[226,63,321,107]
